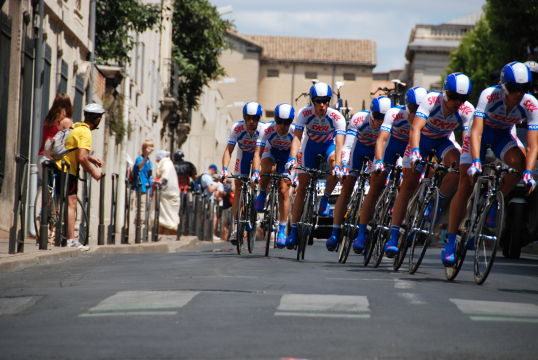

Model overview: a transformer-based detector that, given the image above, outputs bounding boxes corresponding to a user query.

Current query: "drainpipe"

[28,0,45,237]
[88,0,96,102]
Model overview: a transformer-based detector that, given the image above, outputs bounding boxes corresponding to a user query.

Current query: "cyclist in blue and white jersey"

[384,72,474,258]
[325,96,392,251]
[443,61,538,264]
[351,87,428,253]
[252,103,296,247]
[221,102,263,243]
[285,82,346,249]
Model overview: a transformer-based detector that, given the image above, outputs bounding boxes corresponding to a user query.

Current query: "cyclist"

[383,72,474,258]
[443,61,538,264]
[325,96,392,251]
[351,87,428,253]
[285,82,346,249]
[252,103,296,247]
[221,102,263,243]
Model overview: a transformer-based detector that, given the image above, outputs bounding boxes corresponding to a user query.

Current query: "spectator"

[219,177,234,242]
[39,93,73,178]
[57,103,104,250]
[212,173,224,240]
[199,164,218,195]
[132,140,154,195]
[155,150,180,235]
[173,149,197,188]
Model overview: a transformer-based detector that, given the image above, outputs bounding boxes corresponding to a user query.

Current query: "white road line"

[450,298,538,320]
[397,292,426,305]
[326,277,394,281]
[88,291,199,313]
[79,311,178,317]
[275,294,370,319]
[394,279,415,289]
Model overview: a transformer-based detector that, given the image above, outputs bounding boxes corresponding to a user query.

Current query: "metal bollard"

[56,161,69,247]
[81,171,92,245]
[107,173,118,244]
[135,182,142,244]
[143,191,150,242]
[9,154,28,254]
[38,163,50,250]
[97,173,106,245]
[151,183,161,242]
[121,170,131,244]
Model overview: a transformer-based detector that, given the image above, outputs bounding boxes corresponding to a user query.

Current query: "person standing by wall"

[155,150,180,235]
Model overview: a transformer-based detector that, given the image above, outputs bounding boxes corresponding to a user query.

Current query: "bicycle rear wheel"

[371,188,394,267]
[76,197,89,245]
[34,185,59,247]
[408,187,438,274]
[339,189,363,264]
[474,191,504,285]
[263,190,277,257]
[247,191,256,254]
[236,190,247,255]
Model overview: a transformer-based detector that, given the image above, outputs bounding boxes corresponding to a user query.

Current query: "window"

[266,69,279,77]
[59,60,68,94]
[73,75,84,123]
[266,110,274,118]
[305,71,317,79]
[343,73,356,81]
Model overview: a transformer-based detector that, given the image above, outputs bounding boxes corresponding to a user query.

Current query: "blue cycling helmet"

[405,86,428,106]
[274,103,295,121]
[443,72,472,95]
[370,96,393,114]
[243,102,263,117]
[309,82,332,99]
[500,61,532,94]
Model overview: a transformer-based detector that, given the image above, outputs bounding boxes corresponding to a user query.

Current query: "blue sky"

[210,0,486,72]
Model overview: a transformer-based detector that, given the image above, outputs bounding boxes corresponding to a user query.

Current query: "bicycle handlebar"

[295,166,331,177]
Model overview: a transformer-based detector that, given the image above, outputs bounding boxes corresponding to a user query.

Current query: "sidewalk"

[0,228,201,272]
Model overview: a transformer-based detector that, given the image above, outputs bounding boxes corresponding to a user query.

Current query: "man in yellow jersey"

[57,103,105,250]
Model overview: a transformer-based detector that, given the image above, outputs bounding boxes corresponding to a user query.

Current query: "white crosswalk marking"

[274,294,370,319]
[397,292,426,305]
[394,279,415,289]
[80,291,199,317]
[451,298,538,323]
[0,296,41,316]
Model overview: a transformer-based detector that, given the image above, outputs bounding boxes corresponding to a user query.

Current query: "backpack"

[44,128,76,160]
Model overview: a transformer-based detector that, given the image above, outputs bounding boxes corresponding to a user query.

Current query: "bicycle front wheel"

[408,186,438,274]
[236,190,247,255]
[371,188,394,268]
[297,191,313,261]
[247,191,256,254]
[474,191,504,285]
[339,189,363,264]
[263,190,277,257]
[76,197,89,245]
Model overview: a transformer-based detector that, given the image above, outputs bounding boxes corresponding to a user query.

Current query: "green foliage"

[446,0,538,103]
[171,0,232,120]
[95,0,160,65]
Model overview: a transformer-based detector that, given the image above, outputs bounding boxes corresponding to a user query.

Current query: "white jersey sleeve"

[522,94,538,130]
[341,111,367,165]
[380,107,398,133]
[256,122,273,147]
[294,106,312,132]
[227,121,245,146]
[415,92,440,120]
[459,101,475,132]
[473,87,494,120]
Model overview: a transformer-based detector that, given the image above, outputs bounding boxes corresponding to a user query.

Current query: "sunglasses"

[275,117,293,125]
[446,91,468,103]
[505,82,530,94]
[312,97,331,104]
[244,114,261,122]
[371,111,384,121]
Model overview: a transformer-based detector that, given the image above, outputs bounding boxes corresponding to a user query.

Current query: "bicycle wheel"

[247,191,256,254]
[445,192,477,281]
[236,190,246,255]
[76,197,89,245]
[263,190,277,257]
[363,192,387,267]
[393,191,420,271]
[339,188,363,264]
[297,191,313,261]
[34,185,59,247]
[371,189,394,268]
[409,186,439,274]
[474,191,504,285]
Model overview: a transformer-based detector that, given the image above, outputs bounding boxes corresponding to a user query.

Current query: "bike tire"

[393,186,421,271]
[76,197,89,245]
[371,188,394,267]
[263,190,276,257]
[339,189,363,264]
[34,185,58,246]
[474,191,504,285]
[236,190,246,255]
[409,186,439,274]
[247,192,256,254]
[297,192,313,261]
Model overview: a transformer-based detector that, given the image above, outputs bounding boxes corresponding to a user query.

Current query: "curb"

[0,236,202,273]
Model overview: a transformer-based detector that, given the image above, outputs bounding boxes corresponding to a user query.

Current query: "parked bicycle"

[445,162,516,285]
[295,166,331,261]
[364,160,403,267]
[260,173,289,257]
[9,154,29,253]
[230,174,256,255]
[338,157,370,264]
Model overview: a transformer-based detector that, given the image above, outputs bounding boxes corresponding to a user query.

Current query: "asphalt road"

[1,239,537,360]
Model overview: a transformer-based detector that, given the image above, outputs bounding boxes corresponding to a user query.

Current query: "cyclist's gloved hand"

[220,167,228,181]
[251,170,260,184]
[522,170,536,192]
[341,164,350,178]
[373,159,384,173]
[467,159,482,177]
[332,164,342,178]
[410,147,422,166]
[285,157,297,172]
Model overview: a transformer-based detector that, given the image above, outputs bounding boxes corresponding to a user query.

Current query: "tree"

[446,0,538,103]
[95,0,160,65]
[171,0,232,121]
